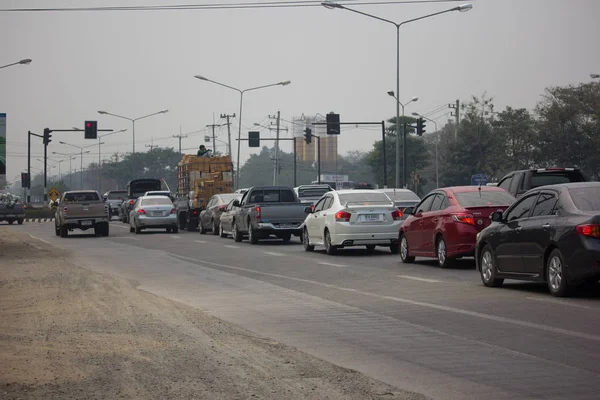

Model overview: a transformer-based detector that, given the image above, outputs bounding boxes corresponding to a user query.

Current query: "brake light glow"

[335,210,351,222]
[129,200,134,206]
[577,224,600,238]
[170,208,177,214]
[453,213,475,225]
[391,210,402,221]
[255,206,261,221]
[193,210,198,215]
[138,209,146,215]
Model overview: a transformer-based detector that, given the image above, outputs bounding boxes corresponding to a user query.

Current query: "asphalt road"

[15,220,600,400]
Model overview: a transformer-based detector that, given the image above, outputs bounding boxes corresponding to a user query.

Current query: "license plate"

[280,224,294,228]
[81,220,93,226]
[151,211,165,217]
[361,214,382,222]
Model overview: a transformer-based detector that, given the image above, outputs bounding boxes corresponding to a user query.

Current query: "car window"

[64,192,100,202]
[505,193,537,221]
[107,191,126,200]
[338,192,391,205]
[297,187,331,198]
[454,190,515,207]
[323,196,334,210]
[416,195,436,213]
[220,194,240,203]
[430,194,445,211]
[531,192,558,217]
[531,171,586,188]
[141,197,172,206]
[498,177,512,192]
[314,198,326,212]
[509,173,523,194]
[568,186,600,211]
[381,190,420,201]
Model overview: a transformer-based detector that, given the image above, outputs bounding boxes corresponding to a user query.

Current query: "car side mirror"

[491,211,504,223]
[304,206,313,214]
[403,206,414,216]
[232,200,240,207]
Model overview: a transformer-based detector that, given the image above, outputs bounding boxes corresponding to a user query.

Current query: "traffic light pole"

[293,137,297,187]
[27,130,43,205]
[238,137,298,187]
[316,136,321,184]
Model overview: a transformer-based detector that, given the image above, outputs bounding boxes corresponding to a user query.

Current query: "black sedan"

[199,193,241,235]
[475,182,600,297]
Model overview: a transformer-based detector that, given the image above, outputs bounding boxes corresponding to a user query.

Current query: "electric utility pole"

[173,126,188,154]
[220,113,235,157]
[449,99,460,140]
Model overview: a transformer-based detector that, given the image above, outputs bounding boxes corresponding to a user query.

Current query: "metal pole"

[381,121,387,188]
[132,120,136,155]
[225,114,233,157]
[317,136,321,184]
[236,92,244,190]
[43,143,48,205]
[211,124,216,153]
[80,148,83,189]
[293,137,297,187]
[27,131,31,204]
[69,157,72,188]
[98,139,101,193]
[403,120,407,189]
[275,111,281,186]
[395,25,401,188]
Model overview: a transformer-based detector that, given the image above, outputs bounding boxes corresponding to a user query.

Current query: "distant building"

[291,114,338,165]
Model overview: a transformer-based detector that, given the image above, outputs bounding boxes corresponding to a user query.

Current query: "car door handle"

[542,224,550,230]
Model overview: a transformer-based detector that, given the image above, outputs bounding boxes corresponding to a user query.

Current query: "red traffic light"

[86,122,92,128]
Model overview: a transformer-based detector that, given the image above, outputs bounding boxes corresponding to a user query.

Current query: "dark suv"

[496,168,587,198]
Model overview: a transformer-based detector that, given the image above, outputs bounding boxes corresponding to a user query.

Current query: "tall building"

[292,114,338,164]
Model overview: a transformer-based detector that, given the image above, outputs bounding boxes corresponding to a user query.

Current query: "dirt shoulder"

[0,229,427,400]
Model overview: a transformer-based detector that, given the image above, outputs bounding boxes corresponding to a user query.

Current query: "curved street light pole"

[195,75,291,189]
[97,110,168,155]
[322,1,472,188]
[0,58,32,70]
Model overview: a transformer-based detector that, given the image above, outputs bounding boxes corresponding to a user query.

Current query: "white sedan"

[302,190,402,255]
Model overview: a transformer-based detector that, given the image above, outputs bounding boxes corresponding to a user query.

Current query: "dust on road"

[0,228,427,400]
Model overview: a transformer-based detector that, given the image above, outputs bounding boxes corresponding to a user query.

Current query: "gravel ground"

[0,228,428,400]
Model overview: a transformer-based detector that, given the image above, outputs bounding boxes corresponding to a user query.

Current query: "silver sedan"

[129,196,178,234]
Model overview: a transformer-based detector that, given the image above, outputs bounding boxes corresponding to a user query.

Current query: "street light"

[591,74,600,79]
[53,152,87,189]
[96,128,126,193]
[58,141,100,189]
[413,112,439,188]
[0,58,32,70]
[194,75,291,189]
[97,110,168,155]
[323,1,472,188]
[388,91,418,187]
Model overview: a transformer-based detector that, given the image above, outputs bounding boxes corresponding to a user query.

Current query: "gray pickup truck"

[55,190,109,237]
[231,186,309,244]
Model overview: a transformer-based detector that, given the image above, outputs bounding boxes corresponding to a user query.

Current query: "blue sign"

[471,174,488,186]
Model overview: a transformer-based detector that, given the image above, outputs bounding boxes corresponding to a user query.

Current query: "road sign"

[48,187,61,202]
[471,174,488,186]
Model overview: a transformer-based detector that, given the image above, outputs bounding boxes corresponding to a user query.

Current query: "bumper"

[331,231,399,247]
[447,224,478,258]
[138,215,178,228]
[255,222,302,236]
[63,217,109,229]
[566,240,600,282]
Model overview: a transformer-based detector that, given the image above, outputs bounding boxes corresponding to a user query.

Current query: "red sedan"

[399,186,515,268]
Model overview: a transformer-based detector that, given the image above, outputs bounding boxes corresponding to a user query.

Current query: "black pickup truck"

[496,168,587,198]
[230,186,309,244]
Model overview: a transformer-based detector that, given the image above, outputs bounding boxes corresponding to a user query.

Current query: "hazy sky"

[1,0,599,183]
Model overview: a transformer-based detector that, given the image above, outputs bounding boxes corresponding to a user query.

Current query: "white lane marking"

[168,253,600,343]
[318,262,348,268]
[224,245,240,249]
[195,240,207,244]
[264,251,285,257]
[170,236,182,239]
[110,224,129,230]
[120,237,140,241]
[28,234,51,245]
[526,296,594,310]
[397,275,442,283]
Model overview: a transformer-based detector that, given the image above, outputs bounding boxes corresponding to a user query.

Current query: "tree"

[493,107,537,171]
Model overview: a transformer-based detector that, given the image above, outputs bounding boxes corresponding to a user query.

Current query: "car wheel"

[166,227,172,233]
[130,226,135,233]
[187,219,198,232]
[55,223,60,236]
[389,243,399,255]
[102,223,109,237]
[480,245,504,288]
[233,221,243,242]
[199,222,207,234]
[249,224,259,245]
[547,248,571,297]
[172,226,179,234]
[60,225,68,238]
[399,234,415,263]
[436,236,453,269]
[219,223,227,238]
[324,230,337,255]
[281,234,291,243]
[8,220,13,225]
[365,244,376,252]
[135,224,142,234]
[17,219,23,225]
[178,215,186,230]
[303,228,315,252]
[212,220,219,236]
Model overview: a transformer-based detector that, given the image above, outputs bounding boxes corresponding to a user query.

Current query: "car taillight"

[577,224,600,238]
[129,200,134,206]
[138,209,146,215]
[193,210,198,216]
[453,213,475,225]
[255,206,262,220]
[335,210,351,222]
[392,210,402,221]
[170,208,177,214]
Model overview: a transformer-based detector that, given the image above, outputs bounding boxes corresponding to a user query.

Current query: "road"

[18,220,600,400]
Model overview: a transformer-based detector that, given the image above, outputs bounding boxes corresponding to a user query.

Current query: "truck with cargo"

[176,154,234,231]
[0,192,24,225]
[119,179,162,224]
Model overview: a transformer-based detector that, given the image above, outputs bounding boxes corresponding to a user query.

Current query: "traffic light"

[43,128,52,145]
[85,120,98,139]
[248,131,260,147]
[21,172,30,188]
[304,128,312,144]
[326,112,340,135]
[416,118,426,136]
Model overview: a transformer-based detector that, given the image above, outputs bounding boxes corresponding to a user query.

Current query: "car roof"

[443,186,507,193]
[140,195,173,200]
[249,186,293,190]
[533,182,600,191]
[335,189,386,195]
[379,188,416,193]
[64,190,97,194]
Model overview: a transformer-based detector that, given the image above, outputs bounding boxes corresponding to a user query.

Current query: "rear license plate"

[81,220,93,226]
[361,214,382,222]
[280,224,294,228]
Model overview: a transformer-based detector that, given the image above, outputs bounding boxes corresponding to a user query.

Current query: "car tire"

[17,219,23,225]
[281,234,291,243]
[60,225,68,238]
[389,243,399,255]
[102,223,109,237]
[303,228,314,252]
[187,219,198,232]
[55,223,60,236]
[366,245,376,252]
[166,227,172,233]
[547,248,571,297]
[199,223,207,234]
[480,245,504,288]
[219,223,227,238]
[135,224,142,235]
[8,220,13,225]
[130,226,135,233]
[249,224,259,245]
[212,220,219,236]
[399,234,415,263]
[233,221,243,243]
[324,229,337,255]
[172,226,179,234]
[436,236,453,269]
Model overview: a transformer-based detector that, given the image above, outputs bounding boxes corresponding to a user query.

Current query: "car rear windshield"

[141,198,173,206]
[531,171,585,188]
[568,187,600,211]
[298,188,331,198]
[455,190,515,207]
[220,194,240,203]
[381,190,420,201]
[248,189,296,203]
[107,191,126,200]
[64,192,100,202]
[339,192,391,205]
